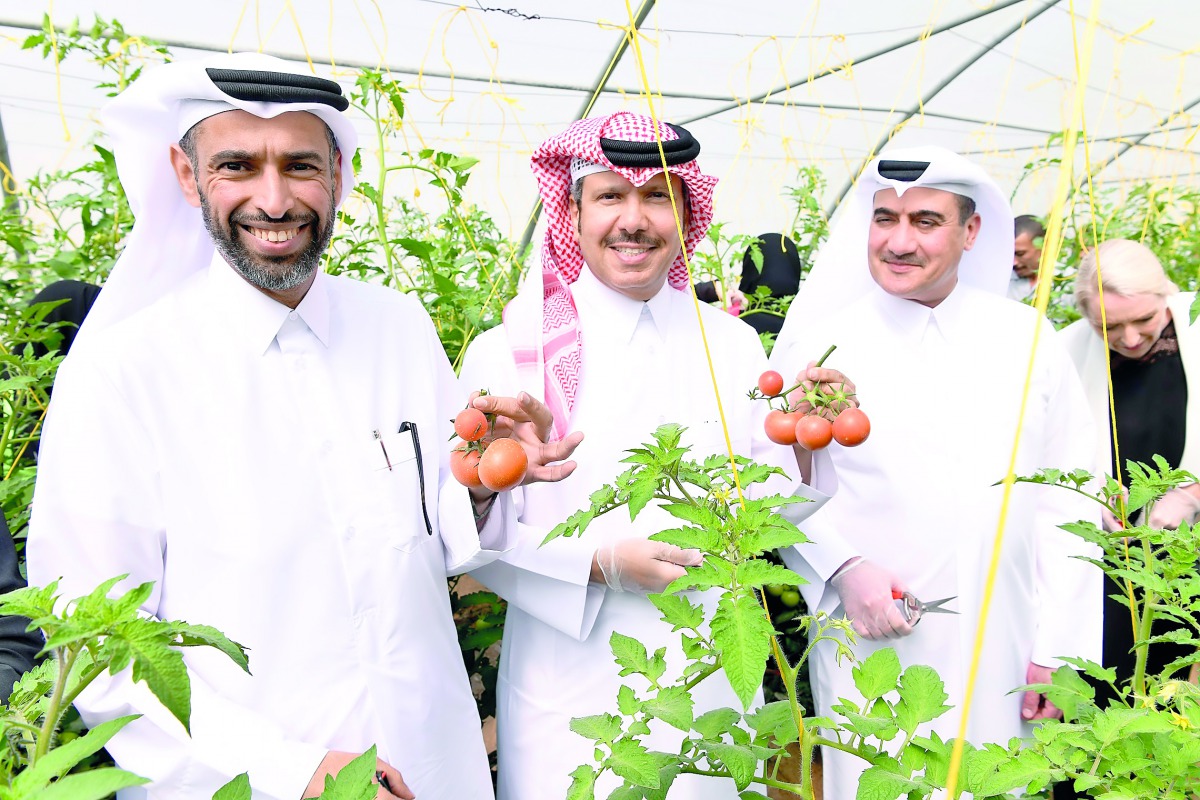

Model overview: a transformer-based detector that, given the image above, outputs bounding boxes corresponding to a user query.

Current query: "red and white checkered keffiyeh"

[504,112,718,440]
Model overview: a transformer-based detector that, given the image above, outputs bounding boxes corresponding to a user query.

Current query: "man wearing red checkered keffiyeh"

[460,112,842,800]
[503,111,718,441]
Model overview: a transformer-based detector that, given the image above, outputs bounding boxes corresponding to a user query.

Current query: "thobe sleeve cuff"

[440,485,517,575]
[470,530,602,642]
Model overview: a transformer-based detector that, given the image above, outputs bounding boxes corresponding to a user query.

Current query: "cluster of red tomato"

[756,370,871,451]
[449,406,529,492]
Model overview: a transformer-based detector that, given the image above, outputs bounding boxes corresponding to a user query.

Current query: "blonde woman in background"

[1057,239,1198,800]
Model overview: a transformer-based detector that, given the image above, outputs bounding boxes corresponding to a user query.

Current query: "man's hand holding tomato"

[785,361,859,483]
[466,392,585,510]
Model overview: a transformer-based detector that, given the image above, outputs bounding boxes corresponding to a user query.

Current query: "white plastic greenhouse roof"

[2,0,1199,244]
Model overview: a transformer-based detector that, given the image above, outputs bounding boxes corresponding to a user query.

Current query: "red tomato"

[794,414,833,451]
[832,408,871,446]
[478,437,528,492]
[454,408,489,442]
[451,446,483,487]
[763,410,800,445]
[757,370,785,398]
[450,446,483,488]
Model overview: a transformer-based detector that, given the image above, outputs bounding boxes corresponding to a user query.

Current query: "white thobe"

[770,283,1102,800]
[460,267,832,800]
[1060,291,1199,477]
[29,256,515,800]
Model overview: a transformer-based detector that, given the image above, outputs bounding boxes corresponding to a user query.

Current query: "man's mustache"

[603,233,665,247]
[882,251,923,266]
[231,211,318,226]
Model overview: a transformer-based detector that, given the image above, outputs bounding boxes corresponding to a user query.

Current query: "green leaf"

[170,622,250,672]
[647,592,705,632]
[975,748,1054,796]
[710,591,774,709]
[570,713,624,744]
[735,561,806,589]
[648,526,720,553]
[28,768,150,800]
[854,764,920,799]
[661,502,722,530]
[736,524,807,558]
[610,632,667,682]
[627,474,659,520]
[566,765,598,800]
[14,715,140,789]
[663,556,733,594]
[745,700,800,745]
[852,648,902,702]
[617,684,641,716]
[642,685,694,731]
[1190,291,1199,325]
[316,746,380,800]
[692,707,743,738]
[704,741,757,790]
[894,665,950,733]
[102,622,192,733]
[212,773,252,800]
[606,738,665,789]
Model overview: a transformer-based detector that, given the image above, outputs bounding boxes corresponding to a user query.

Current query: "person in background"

[26,280,102,361]
[770,146,1101,800]
[1056,239,1197,799]
[0,513,42,703]
[737,232,803,338]
[1009,214,1045,301]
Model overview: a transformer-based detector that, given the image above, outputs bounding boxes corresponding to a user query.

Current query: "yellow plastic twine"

[944,1,1101,796]
[622,0,748,510]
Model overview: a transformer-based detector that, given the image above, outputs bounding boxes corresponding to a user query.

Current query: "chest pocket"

[356,425,434,553]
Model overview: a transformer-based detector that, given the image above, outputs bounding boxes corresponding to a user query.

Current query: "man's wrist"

[470,489,498,522]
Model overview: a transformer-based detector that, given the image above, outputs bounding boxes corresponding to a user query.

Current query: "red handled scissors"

[891,590,958,624]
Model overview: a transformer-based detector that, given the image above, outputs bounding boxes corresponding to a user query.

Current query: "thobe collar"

[570,264,675,345]
[206,251,331,355]
[871,279,973,342]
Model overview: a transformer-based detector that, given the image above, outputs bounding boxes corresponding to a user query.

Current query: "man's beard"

[200,193,336,292]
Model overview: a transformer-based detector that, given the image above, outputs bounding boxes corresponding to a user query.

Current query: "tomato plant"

[478,437,528,492]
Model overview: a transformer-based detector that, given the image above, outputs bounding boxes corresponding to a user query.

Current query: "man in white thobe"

[27,54,578,800]
[460,113,842,800]
[770,147,1102,800]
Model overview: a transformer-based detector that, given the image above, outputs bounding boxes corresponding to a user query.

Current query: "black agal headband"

[599,122,701,168]
[876,160,930,182]
[205,68,349,112]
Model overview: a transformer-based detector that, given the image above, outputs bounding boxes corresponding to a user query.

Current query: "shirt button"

[344,526,356,540]
[288,311,298,321]
[320,440,333,455]
[353,616,364,628]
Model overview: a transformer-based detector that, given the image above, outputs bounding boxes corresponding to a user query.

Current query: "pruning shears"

[891,590,958,625]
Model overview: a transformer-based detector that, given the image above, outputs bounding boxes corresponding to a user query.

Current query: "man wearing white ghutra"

[28,53,581,800]
[770,147,1103,800]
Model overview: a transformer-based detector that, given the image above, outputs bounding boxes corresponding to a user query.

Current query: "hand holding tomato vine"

[751,345,872,452]
[451,392,584,498]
